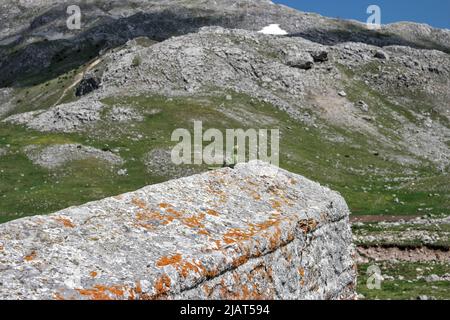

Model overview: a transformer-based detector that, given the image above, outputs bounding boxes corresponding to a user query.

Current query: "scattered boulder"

[75,76,100,97]
[284,51,314,70]
[311,50,329,62]
[374,50,389,60]
[117,168,128,176]
[338,91,347,97]
[424,274,441,283]
[357,100,369,112]
[0,161,356,300]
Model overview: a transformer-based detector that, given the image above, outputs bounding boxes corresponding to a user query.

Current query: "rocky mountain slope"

[0,0,449,223]
[1,0,450,86]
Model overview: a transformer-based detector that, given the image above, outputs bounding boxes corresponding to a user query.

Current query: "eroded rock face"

[0,161,356,300]
[76,77,101,97]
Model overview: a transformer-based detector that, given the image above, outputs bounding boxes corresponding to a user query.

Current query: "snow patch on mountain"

[258,24,288,35]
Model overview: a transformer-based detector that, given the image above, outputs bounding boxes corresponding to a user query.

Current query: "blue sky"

[274,0,450,29]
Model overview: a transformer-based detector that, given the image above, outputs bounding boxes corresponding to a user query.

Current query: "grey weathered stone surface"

[23,144,124,169]
[0,161,356,300]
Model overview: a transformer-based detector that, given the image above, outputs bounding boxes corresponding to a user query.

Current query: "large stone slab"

[0,161,356,300]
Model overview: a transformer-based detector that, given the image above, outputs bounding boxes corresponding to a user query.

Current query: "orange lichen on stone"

[242,284,251,299]
[240,183,262,201]
[222,217,283,246]
[206,209,220,216]
[297,266,306,285]
[77,287,111,300]
[77,284,125,300]
[134,209,165,230]
[159,203,172,209]
[251,191,261,201]
[285,251,292,262]
[213,240,222,249]
[298,267,305,277]
[157,253,207,279]
[107,286,125,297]
[166,207,183,218]
[232,255,249,268]
[135,281,142,294]
[254,218,280,231]
[154,274,171,295]
[183,213,205,229]
[156,253,182,267]
[268,226,282,250]
[223,228,253,244]
[53,292,66,300]
[131,198,148,209]
[134,203,184,229]
[206,184,227,203]
[135,203,209,232]
[202,284,212,296]
[90,271,98,278]
[136,210,159,221]
[54,216,75,228]
[201,265,218,279]
[198,229,210,236]
[179,261,201,278]
[232,272,241,283]
[24,251,36,262]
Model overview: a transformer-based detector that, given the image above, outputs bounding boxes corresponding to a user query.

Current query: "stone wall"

[0,161,356,300]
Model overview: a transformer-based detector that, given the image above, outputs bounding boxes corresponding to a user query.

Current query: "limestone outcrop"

[0,161,356,300]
